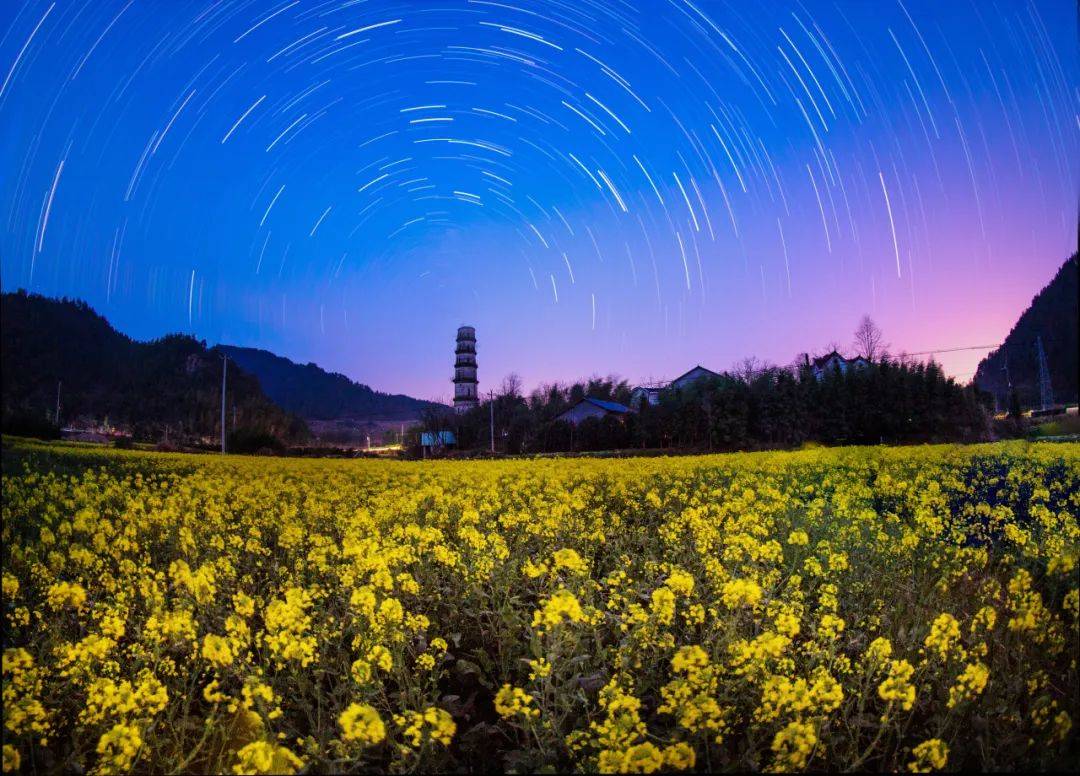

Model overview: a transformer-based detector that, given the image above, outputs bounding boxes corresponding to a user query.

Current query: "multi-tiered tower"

[453,326,479,412]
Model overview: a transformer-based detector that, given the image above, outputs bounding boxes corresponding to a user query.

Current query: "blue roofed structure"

[420,430,456,447]
[583,397,631,413]
[555,397,633,426]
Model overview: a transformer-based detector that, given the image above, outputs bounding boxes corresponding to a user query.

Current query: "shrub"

[1,409,61,440]
[227,427,285,454]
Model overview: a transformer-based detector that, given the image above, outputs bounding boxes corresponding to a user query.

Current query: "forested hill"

[974,254,1078,409]
[220,345,440,421]
[0,290,307,442]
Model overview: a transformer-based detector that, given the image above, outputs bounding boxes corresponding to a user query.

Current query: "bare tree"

[732,356,763,383]
[815,341,845,359]
[853,315,887,361]
[499,372,523,399]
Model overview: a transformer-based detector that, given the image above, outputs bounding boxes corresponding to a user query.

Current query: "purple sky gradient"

[2,1,1076,401]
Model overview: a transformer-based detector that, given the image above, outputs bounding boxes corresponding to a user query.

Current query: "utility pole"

[221,354,227,454]
[999,348,1012,414]
[54,380,62,427]
[1036,336,1054,411]
[489,389,495,454]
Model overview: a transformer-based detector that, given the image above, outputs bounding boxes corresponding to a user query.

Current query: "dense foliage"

[0,291,308,445]
[220,346,438,422]
[2,439,1077,773]
[974,254,1078,410]
[446,359,990,454]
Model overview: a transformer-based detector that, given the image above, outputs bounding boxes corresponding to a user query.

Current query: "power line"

[902,344,1000,356]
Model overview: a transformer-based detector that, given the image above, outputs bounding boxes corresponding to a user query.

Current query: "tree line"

[418,317,992,456]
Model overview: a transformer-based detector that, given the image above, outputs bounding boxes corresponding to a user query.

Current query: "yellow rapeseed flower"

[338,703,386,746]
[908,738,948,772]
[494,684,540,719]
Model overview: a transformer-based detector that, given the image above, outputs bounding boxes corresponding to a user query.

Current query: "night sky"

[1,1,1076,401]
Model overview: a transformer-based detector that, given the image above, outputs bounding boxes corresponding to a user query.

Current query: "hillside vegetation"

[221,345,439,422]
[974,254,1078,409]
[0,291,307,443]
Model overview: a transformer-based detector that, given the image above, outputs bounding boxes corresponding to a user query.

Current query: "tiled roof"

[671,365,719,383]
[582,397,632,414]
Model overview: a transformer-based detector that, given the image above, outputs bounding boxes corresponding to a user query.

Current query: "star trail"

[1,0,1076,399]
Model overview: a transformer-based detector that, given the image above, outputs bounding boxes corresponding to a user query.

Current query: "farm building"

[555,397,633,426]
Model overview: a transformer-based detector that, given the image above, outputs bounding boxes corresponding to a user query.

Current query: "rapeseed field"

[2,439,1077,773]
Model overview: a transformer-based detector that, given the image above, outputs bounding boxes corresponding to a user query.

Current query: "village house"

[809,351,871,381]
[629,386,661,408]
[629,365,721,409]
[555,397,633,426]
[670,365,721,390]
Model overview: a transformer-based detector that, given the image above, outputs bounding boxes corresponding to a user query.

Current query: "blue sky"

[2,0,1076,399]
